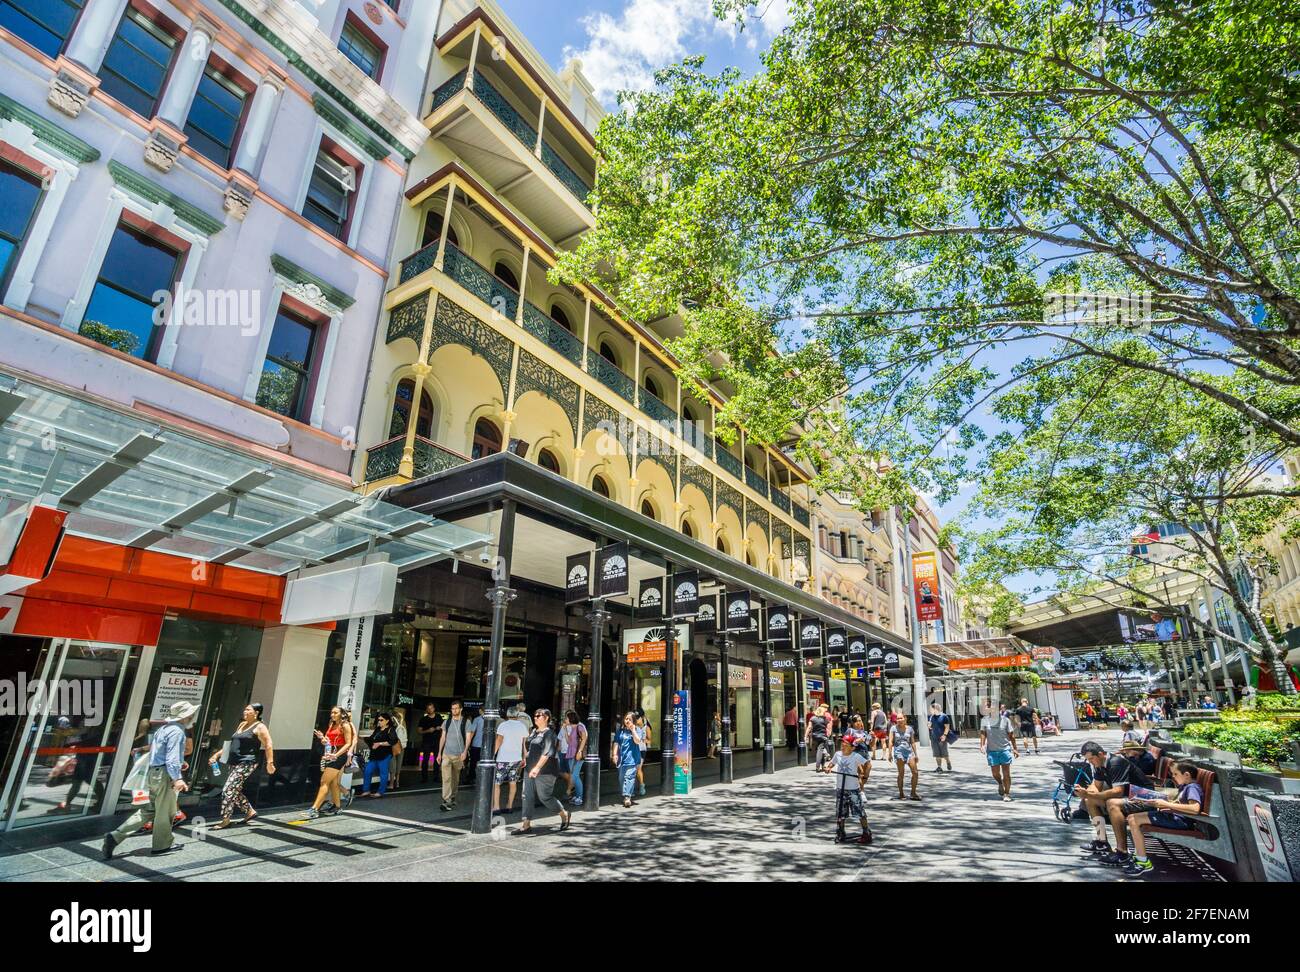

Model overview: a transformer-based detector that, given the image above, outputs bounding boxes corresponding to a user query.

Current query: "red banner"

[912,551,943,622]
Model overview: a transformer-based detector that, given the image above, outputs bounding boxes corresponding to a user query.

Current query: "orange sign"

[946,654,1032,672]
[912,551,943,622]
[626,640,667,664]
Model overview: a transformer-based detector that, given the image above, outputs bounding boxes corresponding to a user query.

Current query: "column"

[2,157,77,312]
[433,183,456,270]
[309,309,345,429]
[250,626,331,749]
[718,633,733,783]
[64,0,131,73]
[152,229,209,370]
[761,638,775,774]
[584,596,610,812]
[156,20,218,132]
[232,74,286,177]
[515,243,531,326]
[794,614,808,766]
[471,501,517,835]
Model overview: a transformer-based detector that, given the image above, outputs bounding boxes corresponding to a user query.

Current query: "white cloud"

[565,0,790,105]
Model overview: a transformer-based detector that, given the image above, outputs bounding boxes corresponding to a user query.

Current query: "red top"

[325,726,345,749]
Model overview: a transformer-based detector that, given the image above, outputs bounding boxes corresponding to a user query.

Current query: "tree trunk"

[1232,582,1296,696]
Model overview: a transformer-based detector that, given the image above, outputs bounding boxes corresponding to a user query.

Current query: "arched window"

[681,519,694,538]
[591,474,611,498]
[746,551,756,568]
[640,499,656,520]
[643,373,661,400]
[537,448,561,474]
[716,536,729,555]
[420,211,458,250]
[599,341,618,366]
[550,304,572,332]
[471,418,502,459]
[493,261,519,291]
[389,377,434,439]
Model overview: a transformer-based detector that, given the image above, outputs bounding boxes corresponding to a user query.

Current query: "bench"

[1136,767,1236,863]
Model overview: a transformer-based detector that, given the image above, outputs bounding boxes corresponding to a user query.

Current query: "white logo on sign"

[640,587,662,606]
[568,564,588,587]
[828,633,844,648]
[802,624,819,641]
[602,555,626,579]
[770,613,787,629]
[675,582,695,602]
[698,603,715,620]
[728,599,749,618]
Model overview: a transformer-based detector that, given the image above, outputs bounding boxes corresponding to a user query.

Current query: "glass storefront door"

[0,639,140,830]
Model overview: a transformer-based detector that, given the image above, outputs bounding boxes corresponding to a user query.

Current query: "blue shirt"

[470,715,484,748]
[928,712,951,741]
[149,722,188,780]
[1154,618,1176,641]
[614,727,642,767]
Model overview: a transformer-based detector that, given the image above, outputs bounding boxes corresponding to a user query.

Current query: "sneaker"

[322,803,340,816]
[1124,857,1154,876]
[305,808,320,819]
[639,784,647,797]
[1001,794,1012,802]
[1100,851,1132,867]
[854,832,873,845]
[440,802,452,811]
[834,830,846,844]
[101,835,115,860]
[1082,840,1109,855]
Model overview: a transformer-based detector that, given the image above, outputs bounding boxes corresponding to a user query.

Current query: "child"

[822,735,873,845]
[1123,762,1203,877]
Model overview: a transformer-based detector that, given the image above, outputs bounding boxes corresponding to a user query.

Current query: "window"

[97,7,178,117]
[420,210,457,250]
[0,0,84,58]
[716,536,728,555]
[599,341,618,366]
[640,499,656,520]
[389,378,434,438]
[0,159,43,292]
[256,306,318,421]
[537,448,560,474]
[492,261,518,291]
[644,374,661,399]
[591,474,610,498]
[184,64,249,168]
[549,303,571,331]
[338,17,384,81]
[80,222,181,360]
[681,519,694,539]
[303,145,358,239]
[471,418,501,459]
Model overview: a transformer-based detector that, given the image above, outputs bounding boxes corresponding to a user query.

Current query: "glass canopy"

[0,370,488,575]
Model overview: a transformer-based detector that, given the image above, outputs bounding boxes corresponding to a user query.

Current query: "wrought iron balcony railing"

[442,241,519,322]
[745,465,770,498]
[522,299,582,365]
[715,444,742,479]
[586,347,635,403]
[399,241,439,284]
[638,386,677,428]
[365,435,468,482]
[770,487,792,515]
[793,501,811,528]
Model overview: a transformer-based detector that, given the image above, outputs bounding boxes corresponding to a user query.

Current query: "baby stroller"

[1050,753,1094,823]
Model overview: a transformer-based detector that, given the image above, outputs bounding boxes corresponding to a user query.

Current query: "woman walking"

[307,707,355,819]
[612,712,643,808]
[558,710,587,806]
[389,708,407,791]
[890,712,921,801]
[363,712,399,798]
[633,711,650,797]
[708,710,723,758]
[517,708,572,834]
[209,703,274,829]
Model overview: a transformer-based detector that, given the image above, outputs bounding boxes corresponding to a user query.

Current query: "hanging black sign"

[883,648,902,671]
[847,633,867,659]
[866,642,885,665]
[724,589,752,631]
[596,540,629,597]
[765,603,791,643]
[671,570,699,617]
[695,593,717,632]
[825,626,848,658]
[635,576,664,619]
[799,617,822,651]
[565,552,591,603]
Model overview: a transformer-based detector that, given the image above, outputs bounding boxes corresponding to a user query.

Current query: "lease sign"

[912,551,943,622]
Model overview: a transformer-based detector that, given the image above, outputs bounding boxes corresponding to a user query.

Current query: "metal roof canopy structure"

[926,635,1033,661]
[381,451,943,665]
[0,370,487,575]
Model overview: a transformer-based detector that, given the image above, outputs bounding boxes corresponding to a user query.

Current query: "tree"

[956,357,1298,694]
[553,0,1300,509]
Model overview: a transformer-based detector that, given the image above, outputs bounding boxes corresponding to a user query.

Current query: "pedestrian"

[417,702,442,784]
[890,712,921,800]
[437,700,473,811]
[869,702,889,760]
[783,704,798,749]
[467,706,484,778]
[307,706,356,819]
[558,709,587,806]
[517,708,573,834]
[927,701,953,772]
[209,702,274,828]
[979,701,1018,802]
[1015,697,1038,755]
[492,703,528,814]
[612,711,643,808]
[708,710,723,758]
[362,712,398,798]
[390,708,407,791]
[807,703,833,770]
[633,711,650,797]
[821,732,873,845]
[103,701,197,859]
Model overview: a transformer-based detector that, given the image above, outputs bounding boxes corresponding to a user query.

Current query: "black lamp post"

[583,597,610,813]
[718,632,733,783]
[471,500,516,835]
[762,638,775,774]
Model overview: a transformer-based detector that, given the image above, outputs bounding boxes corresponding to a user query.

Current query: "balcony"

[639,385,678,429]
[425,64,594,245]
[366,435,468,483]
[745,465,770,499]
[442,241,519,320]
[587,348,636,403]
[715,444,742,479]
[522,299,583,366]
[770,487,792,515]
[793,502,811,527]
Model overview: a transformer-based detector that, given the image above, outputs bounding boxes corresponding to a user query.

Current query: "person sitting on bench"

[1075,740,1152,864]
[1121,762,1204,877]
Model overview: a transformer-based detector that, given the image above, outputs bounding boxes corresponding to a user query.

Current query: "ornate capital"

[143,127,184,173]
[499,409,517,423]
[411,362,433,378]
[47,70,94,118]
[223,176,255,221]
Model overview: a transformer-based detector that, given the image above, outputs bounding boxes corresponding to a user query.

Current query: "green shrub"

[1254,692,1300,713]
[1177,720,1300,766]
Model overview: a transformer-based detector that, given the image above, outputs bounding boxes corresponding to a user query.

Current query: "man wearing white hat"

[103,701,198,859]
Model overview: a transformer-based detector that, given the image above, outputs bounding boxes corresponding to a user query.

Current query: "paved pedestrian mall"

[0,728,1227,883]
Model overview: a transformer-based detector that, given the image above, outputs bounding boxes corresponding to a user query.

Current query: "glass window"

[79,223,180,360]
[471,418,501,459]
[0,159,43,291]
[591,474,610,498]
[549,303,571,331]
[0,0,84,58]
[183,65,247,168]
[338,20,383,80]
[492,261,518,291]
[420,210,457,250]
[640,499,656,519]
[303,147,356,239]
[97,7,177,117]
[256,306,318,421]
[389,377,434,439]
[537,448,560,473]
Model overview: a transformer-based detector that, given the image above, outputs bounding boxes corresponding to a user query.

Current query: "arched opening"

[420,210,459,250]
[640,499,656,520]
[681,519,694,539]
[746,550,756,568]
[550,303,572,332]
[471,417,502,459]
[389,377,434,439]
[493,261,519,291]
[537,447,561,474]
[716,535,729,555]
[644,373,661,400]
[591,474,611,498]
[599,341,619,367]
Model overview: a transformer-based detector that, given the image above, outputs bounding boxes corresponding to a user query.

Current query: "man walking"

[103,701,197,859]
[928,701,954,772]
[1014,698,1039,755]
[417,702,442,784]
[979,701,1019,802]
[436,700,472,811]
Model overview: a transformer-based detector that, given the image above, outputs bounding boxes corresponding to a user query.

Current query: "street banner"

[847,633,866,659]
[725,589,751,631]
[912,551,943,622]
[673,689,692,794]
[825,626,847,658]
[565,551,591,603]
[800,617,822,651]
[765,603,791,642]
[883,648,901,671]
[695,593,717,632]
[635,576,664,619]
[866,642,884,666]
[671,570,700,617]
[624,623,670,664]
[597,540,630,596]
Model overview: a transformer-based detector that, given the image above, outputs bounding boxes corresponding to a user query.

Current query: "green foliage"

[1178,718,1300,766]
[79,320,138,356]
[1253,692,1300,713]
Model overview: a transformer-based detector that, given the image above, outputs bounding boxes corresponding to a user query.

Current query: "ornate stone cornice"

[107,160,224,236]
[0,91,100,163]
[270,254,355,312]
